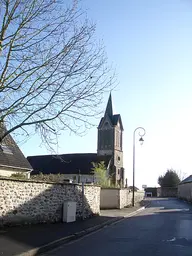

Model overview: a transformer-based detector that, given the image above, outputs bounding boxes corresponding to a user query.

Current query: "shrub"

[10,173,26,179]
[91,161,111,187]
[31,173,65,183]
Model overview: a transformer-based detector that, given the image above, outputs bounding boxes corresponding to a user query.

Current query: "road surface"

[45,198,192,256]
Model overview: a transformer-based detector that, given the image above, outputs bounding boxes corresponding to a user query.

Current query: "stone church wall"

[0,178,100,226]
[100,188,144,209]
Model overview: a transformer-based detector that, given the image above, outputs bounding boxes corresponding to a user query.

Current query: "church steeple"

[97,92,124,187]
[104,93,113,119]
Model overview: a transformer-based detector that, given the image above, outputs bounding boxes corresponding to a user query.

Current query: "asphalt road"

[45,198,192,256]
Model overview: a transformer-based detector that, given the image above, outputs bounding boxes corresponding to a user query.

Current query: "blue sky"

[21,0,192,188]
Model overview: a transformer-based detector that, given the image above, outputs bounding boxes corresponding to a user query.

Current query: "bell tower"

[97,93,124,186]
[97,93,114,156]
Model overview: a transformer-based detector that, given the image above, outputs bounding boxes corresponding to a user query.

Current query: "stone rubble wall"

[119,190,144,209]
[119,189,130,208]
[0,178,100,226]
[134,191,145,206]
[101,188,144,209]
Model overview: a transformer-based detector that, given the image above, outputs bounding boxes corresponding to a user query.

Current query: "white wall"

[63,174,94,183]
[0,168,30,178]
[100,188,144,209]
[100,188,119,209]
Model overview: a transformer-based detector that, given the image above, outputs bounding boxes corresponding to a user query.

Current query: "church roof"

[98,94,123,130]
[98,114,124,130]
[0,124,32,171]
[28,153,112,175]
[105,93,113,119]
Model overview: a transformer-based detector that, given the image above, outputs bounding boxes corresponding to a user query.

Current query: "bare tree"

[0,0,113,150]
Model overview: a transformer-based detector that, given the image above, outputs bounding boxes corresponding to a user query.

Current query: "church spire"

[104,93,113,119]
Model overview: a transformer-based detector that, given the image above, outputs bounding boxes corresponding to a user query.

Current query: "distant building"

[128,186,139,192]
[178,175,192,200]
[144,187,157,197]
[28,94,125,186]
[0,124,32,178]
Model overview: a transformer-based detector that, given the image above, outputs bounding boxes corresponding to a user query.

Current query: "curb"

[16,204,149,256]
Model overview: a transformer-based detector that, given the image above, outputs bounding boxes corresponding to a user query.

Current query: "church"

[28,94,125,186]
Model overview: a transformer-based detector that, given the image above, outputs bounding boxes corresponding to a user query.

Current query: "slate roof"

[112,114,124,130]
[104,93,113,119]
[128,186,139,191]
[28,153,112,175]
[179,175,192,184]
[98,94,124,130]
[0,125,32,170]
[99,114,121,125]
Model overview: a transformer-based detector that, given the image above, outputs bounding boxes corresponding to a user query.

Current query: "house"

[144,187,157,197]
[28,94,125,186]
[0,124,33,178]
[128,186,139,192]
[178,175,192,201]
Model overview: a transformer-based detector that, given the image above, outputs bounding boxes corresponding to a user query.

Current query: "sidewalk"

[0,200,150,256]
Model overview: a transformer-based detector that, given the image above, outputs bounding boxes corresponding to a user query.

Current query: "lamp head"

[139,136,144,145]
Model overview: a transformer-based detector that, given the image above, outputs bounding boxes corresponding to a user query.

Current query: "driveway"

[45,198,192,256]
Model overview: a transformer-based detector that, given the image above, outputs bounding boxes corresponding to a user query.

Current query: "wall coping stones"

[0,177,100,187]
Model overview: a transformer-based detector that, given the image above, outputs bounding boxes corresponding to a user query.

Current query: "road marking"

[166,237,176,242]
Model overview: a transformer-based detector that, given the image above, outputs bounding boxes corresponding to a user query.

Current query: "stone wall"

[119,189,130,209]
[157,187,178,197]
[134,191,145,205]
[178,183,192,202]
[0,178,100,226]
[100,188,144,209]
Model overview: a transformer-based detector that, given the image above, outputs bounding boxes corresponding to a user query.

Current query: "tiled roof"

[0,125,32,170]
[28,153,112,175]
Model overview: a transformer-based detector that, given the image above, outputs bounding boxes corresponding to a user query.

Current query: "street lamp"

[132,127,146,207]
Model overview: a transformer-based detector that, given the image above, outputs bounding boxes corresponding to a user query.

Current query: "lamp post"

[132,127,146,207]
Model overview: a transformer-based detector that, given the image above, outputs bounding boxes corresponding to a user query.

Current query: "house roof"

[28,153,112,175]
[0,125,32,171]
[180,175,192,184]
[128,186,139,191]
